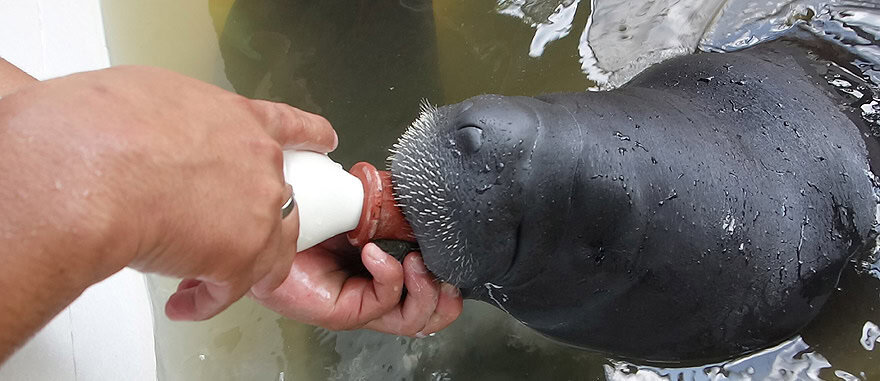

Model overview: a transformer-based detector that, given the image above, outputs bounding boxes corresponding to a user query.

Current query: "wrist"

[0,95,138,288]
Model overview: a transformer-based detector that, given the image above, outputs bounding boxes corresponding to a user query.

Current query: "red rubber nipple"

[346,162,415,246]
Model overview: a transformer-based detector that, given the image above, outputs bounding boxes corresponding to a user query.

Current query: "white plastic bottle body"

[282,151,364,251]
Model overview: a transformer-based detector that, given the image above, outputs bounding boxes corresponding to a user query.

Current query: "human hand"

[249,235,464,337]
[0,65,335,321]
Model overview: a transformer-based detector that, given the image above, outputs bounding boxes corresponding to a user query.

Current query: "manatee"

[389,41,878,362]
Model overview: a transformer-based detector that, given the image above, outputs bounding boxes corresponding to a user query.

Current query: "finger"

[397,253,441,336]
[165,278,250,321]
[418,282,463,335]
[334,243,404,324]
[362,253,440,337]
[251,201,299,298]
[251,99,338,152]
[176,278,202,292]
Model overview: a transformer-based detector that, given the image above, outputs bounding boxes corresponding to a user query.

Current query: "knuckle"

[253,176,285,207]
[261,101,283,126]
[234,95,261,119]
[378,287,401,307]
[249,136,283,160]
[247,139,285,175]
[400,319,427,337]
[268,142,284,170]
[250,100,290,134]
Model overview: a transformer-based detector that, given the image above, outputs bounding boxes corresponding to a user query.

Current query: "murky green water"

[101,0,880,379]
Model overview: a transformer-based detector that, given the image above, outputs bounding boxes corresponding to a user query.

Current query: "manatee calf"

[389,41,878,362]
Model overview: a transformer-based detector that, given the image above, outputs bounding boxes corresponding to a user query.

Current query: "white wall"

[0,1,157,379]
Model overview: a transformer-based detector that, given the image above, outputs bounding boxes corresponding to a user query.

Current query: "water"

[100,0,880,379]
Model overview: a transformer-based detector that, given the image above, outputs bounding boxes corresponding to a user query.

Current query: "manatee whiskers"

[391,100,475,286]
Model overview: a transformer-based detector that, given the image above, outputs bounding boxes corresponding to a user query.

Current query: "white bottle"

[282,151,364,251]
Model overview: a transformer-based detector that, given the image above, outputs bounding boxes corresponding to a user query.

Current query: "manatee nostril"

[455,125,483,153]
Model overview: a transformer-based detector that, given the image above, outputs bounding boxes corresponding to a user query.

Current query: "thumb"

[165,278,251,321]
[250,99,338,153]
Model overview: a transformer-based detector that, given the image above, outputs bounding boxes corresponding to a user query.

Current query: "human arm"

[0,63,462,363]
[0,64,335,361]
[0,58,36,96]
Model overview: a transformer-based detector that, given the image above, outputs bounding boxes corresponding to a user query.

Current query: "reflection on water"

[497,0,880,89]
[703,1,880,81]
[605,338,831,381]
[100,0,880,379]
[495,0,581,57]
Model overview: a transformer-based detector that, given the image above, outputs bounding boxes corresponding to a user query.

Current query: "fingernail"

[365,244,386,263]
[415,331,427,338]
[441,283,460,297]
[409,256,427,274]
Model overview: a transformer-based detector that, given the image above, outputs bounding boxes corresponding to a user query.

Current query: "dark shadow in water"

[219,0,441,168]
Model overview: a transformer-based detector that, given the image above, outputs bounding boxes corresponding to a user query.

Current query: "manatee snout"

[391,95,549,289]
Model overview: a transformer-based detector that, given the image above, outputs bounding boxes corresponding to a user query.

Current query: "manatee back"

[504,41,877,361]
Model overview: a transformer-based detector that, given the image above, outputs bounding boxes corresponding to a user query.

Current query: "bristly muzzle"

[388,101,475,286]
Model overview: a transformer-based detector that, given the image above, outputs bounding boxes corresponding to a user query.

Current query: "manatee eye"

[455,125,483,153]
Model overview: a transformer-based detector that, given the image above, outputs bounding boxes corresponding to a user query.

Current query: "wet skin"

[391,41,878,362]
